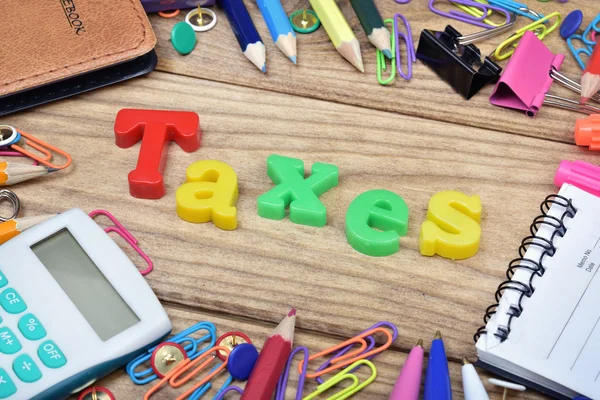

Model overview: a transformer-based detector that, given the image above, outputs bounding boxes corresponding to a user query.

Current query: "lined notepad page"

[476,184,600,399]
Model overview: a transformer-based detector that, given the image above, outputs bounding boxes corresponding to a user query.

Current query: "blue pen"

[219,0,267,73]
[424,331,452,400]
[257,0,297,64]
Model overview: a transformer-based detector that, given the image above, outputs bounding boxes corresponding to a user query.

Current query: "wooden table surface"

[5,0,600,398]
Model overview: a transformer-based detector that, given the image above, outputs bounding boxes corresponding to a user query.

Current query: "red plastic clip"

[114,109,202,199]
[575,114,600,151]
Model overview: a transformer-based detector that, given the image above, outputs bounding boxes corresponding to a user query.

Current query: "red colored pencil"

[581,44,600,103]
[241,308,296,400]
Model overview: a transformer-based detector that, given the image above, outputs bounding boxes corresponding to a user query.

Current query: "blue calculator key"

[0,271,7,289]
[0,368,16,398]
[0,327,21,354]
[38,341,66,369]
[0,288,26,314]
[18,314,46,341]
[12,355,42,383]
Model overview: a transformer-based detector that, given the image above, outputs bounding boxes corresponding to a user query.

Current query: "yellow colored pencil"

[0,215,55,245]
[0,161,57,186]
[308,0,364,72]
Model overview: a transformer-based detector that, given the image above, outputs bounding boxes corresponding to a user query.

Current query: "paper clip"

[127,321,217,385]
[394,14,416,81]
[169,346,230,400]
[377,19,396,86]
[315,321,398,384]
[214,386,244,399]
[568,34,593,69]
[487,0,544,21]
[0,151,40,166]
[581,12,600,47]
[275,346,309,400]
[89,210,153,276]
[449,0,507,27]
[493,12,561,61]
[428,0,511,29]
[9,129,72,170]
[0,189,20,222]
[297,326,393,378]
[302,360,377,400]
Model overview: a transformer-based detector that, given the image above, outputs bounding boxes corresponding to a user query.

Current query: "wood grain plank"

[147,0,598,142]
[5,72,594,398]
[90,305,546,399]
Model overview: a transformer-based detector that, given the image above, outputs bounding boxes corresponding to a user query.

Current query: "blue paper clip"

[315,321,398,384]
[582,13,600,47]
[487,0,544,21]
[126,321,217,385]
[568,34,593,69]
[187,369,233,400]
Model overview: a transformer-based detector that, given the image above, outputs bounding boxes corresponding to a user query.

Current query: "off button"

[38,340,66,369]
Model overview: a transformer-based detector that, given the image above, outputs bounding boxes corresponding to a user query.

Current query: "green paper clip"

[376,19,396,86]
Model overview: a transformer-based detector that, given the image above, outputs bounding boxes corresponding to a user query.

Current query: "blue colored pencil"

[257,0,297,64]
[424,331,452,400]
[220,0,267,73]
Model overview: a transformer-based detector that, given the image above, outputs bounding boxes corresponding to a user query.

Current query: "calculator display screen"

[31,229,140,341]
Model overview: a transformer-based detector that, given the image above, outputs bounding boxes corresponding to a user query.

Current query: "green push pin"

[290,7,320,34]
[345,189,409,257]
[257,155,339,227]
[171,21,196,55]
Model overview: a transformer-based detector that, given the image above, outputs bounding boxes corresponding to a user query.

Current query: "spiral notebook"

[475,184,600,400]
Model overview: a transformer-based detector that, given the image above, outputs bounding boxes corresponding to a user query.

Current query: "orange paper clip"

[11,130,72,170]
[298,327,393,378]
[169,346,230,400]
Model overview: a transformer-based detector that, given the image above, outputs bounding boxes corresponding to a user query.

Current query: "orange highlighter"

[0,215,55,245]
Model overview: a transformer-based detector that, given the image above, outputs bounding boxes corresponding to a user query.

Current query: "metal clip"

[0,189,20,222]
[550,67,600,104]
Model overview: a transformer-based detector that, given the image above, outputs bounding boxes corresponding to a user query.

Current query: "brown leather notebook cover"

[0,0,157,114]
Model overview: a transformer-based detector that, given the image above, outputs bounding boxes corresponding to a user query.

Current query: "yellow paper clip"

[493,12,561,61]
[451,0,507,27]
[302,360,377,400]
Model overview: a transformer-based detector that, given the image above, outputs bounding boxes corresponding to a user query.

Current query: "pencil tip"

[435,330,442,339]
[261,65,267,74]
[416,339,423,347]
[289,56,297,64]
[581,96,590,104]
[463,357,470,365]
[288,308,296,317]
[383,49,392,59]
[47,168,59,173]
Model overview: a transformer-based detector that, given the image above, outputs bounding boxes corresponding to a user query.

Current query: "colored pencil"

[0,161,57,186]
[0,215,55,245]
[308,0,364,72]
[462,358,489,400]
[257,0,297,64]
[241,308,296,400]
[349,0,392,59]
[220,0,267,73]
[423,331,452,400]
[581,44,600,103]
[389,339,424,400]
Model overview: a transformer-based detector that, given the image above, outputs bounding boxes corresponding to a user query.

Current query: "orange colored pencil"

[241,308,296,400]
[0,161,57,186]
[581,44,600,103]
[0,215,55,245]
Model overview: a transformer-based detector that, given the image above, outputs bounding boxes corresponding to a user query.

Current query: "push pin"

[150,342,188,377]
[216,331,252,361]
[290,7,320,34]
[488,378,526,400]
[186,5,217,32]
[77,386,115,400]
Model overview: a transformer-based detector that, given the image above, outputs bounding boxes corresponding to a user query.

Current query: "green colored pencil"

[349,0,392,59]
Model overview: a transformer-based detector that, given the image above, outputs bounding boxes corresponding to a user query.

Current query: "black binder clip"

[416,25,502,100]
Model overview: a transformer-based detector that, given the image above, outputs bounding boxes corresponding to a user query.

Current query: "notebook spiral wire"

[474,194,578,343]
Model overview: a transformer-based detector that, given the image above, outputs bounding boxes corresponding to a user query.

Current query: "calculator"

[0,209,171,400]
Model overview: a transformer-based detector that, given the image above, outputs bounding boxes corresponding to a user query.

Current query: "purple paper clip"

[315,321,398,384]
[429,0,511,29]
[275,346,309,400]
[490,31,600,117]
[394,13,416,81]
[396,0,411,3]
[214,385,243,399]
[89,209,154,275]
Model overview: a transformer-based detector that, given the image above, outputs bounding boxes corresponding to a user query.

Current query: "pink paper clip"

[0,151,41,166]
[89,209,154,275]
[554,160,600,198]
[490,31,600,117]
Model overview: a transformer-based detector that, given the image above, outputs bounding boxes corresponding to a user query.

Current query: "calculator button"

[0,289,26,314]
[0,368,16,398]
[12,354,42,383]
[0,327,21,354]
[38,341,66,369]
[0,271,7,289]
[18,314,46,341]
